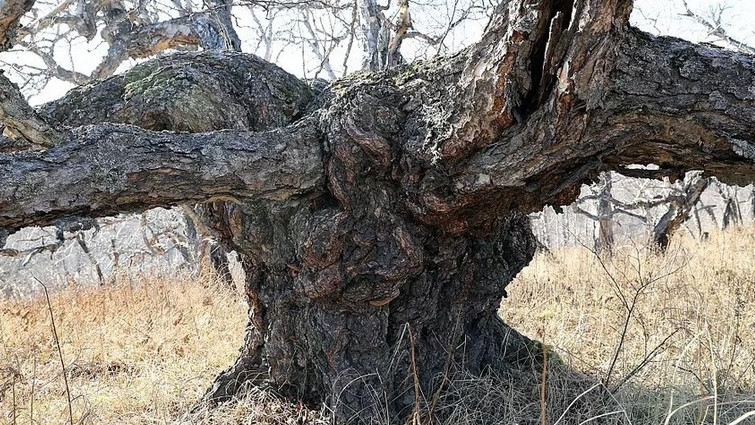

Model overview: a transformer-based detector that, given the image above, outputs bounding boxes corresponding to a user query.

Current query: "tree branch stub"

[0,71,68,149]
[0,0,34,51]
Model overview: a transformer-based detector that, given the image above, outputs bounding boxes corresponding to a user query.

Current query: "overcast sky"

[632,0,755,45]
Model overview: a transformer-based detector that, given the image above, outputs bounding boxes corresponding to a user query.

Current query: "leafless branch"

[680,0,755,55]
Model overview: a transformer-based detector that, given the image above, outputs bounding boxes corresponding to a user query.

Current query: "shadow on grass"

[180,349,755,425]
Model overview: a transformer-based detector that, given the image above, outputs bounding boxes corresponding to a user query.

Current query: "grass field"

[1,226,754,424]
[502,226,755,424]
[0,270,247,425]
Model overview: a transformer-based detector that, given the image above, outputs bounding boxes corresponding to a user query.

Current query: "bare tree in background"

[2,0,241,97]
[712,178,744,229]
[570,171,713,252]
[680,0,755,55]
[572,172,649,255]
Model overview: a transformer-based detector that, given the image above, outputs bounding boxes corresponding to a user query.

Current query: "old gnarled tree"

[1,0,754,423]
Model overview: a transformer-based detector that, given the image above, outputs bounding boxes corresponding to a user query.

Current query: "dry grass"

[0,271,246,425]
[1,225,754,424]
[502,224,755,424]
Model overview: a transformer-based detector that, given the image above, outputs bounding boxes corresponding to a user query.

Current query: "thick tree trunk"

[207,206,539,422]
[27,52,543,422]
[2,0,755,423]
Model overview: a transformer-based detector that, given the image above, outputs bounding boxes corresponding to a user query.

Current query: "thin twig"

[427,314,461,422]
[30,356,36,424]
[577,410,625,425]
[729,410,755,425]
[663,396,715,425]
[11,380,16,425]
[610,328,681,392]
[553,383,601,425]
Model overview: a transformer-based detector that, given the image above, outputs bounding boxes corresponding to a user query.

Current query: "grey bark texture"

[0,0,33,50]
[1,0,755,423]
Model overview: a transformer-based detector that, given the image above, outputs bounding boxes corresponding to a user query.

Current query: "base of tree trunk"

[201,208,543,423]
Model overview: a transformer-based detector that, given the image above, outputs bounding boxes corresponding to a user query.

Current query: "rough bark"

[0,0,33,50]
[38,51,316,287]
[598,29,755,185]
[2,0,755,423]
[0,71,68,148]
[39,52,313,132]
[0,119,323,232]
[1,52,319,235]
[15,52,541,422]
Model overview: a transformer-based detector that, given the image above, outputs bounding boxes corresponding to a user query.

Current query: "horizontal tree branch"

[0,119,324,236]
[455,28,755,218]
[578,192,685,212]
[600,29,755,186]
[1,50,318,245]
[613,208,647,222]
[572,205,599,221]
